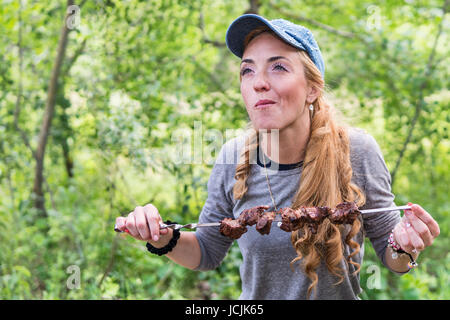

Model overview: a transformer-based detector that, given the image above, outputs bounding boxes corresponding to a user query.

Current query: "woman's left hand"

[393,202,440,254]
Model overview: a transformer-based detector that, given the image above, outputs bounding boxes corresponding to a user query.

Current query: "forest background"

[0,0,448,299]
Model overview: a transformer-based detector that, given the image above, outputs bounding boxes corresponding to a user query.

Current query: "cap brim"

[225,14,301,58]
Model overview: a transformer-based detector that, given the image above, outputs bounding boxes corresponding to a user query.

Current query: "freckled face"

[240,33,310,132]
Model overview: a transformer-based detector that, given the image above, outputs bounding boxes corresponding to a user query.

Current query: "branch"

[77,0,88,8]
[198,12,226,48]
[244,0,261,15]
[43,176,56,210]
[61,38,87,78]
[390,11,446,185]
[191,55,225,91]
[202,38,226,47]
[198,0,261,48]
[98,236,118,288]
[267,2,360,40]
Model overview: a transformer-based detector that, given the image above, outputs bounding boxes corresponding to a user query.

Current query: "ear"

[306,85,320,104]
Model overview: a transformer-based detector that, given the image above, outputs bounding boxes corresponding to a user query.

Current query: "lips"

[255,99,276,108]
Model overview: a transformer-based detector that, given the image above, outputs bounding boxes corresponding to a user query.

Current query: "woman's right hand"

[115,204,170,243]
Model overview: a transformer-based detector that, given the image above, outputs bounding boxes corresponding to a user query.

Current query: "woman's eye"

[273,63,287,71]
[240,68,252,76]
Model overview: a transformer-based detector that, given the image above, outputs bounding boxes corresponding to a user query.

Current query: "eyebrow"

[240,56,290,66]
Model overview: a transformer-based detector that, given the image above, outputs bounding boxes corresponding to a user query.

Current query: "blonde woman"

[115,14,440,299]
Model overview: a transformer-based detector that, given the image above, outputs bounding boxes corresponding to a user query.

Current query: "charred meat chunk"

[279,207,305,232]
[300,206,329,224]
[237,205,270,226]
[255,211,276,235]
[329,202,360,224]
[298,206,331,234]
[219,218,248,239]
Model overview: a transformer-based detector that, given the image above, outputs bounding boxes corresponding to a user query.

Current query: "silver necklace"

[260,145,278,212]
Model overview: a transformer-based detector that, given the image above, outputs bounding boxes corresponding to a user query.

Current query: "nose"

[253,72,270,92]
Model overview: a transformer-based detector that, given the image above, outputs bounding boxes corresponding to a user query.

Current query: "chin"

[254,123,282,133]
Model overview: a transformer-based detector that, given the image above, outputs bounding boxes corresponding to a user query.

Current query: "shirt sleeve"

[350,130,404,273]
[193,143,236,271]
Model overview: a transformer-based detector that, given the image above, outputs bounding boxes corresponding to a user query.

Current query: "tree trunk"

[62,136,74,178]
[33,0,74,215]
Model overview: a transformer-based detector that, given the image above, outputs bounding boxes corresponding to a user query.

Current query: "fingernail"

[153,235,159,241]
[405,222,411,228]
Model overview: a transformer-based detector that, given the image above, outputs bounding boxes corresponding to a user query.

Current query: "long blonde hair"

[232,26,366,298]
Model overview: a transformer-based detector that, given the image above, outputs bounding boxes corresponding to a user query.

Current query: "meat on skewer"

[300,206,333,234]
[278,206,331,233]
[255,211,276,235]
[237,205,269,226]
[328,202,360,225]
[219,202,361,240]
[220,205,269,239]
[278,207,305,232]
[219,218,248,239]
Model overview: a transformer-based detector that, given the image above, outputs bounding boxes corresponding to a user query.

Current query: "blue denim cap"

[226,14,325,79]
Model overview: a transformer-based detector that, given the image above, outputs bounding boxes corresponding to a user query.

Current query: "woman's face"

[240,32,316,132]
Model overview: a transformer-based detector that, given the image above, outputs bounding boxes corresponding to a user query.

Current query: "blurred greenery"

[0,0,448,299]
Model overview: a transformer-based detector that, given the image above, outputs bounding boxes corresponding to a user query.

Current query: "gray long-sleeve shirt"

[194,128,403,299]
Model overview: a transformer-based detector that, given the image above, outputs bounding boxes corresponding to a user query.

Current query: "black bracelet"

[396,248,419,269]
[146,220,181,256]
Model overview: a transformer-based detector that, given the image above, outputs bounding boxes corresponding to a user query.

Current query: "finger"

[144,204,161,242]
[115,217,127,231]
[404,219,425,252]
[125,212,141,239]
[160,227,169,236]
[404,208,433,247]
[394,223,413,253]
[134,206,151,240]
[408,203,440,238]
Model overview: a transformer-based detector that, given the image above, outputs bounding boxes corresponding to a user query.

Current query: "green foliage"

[0,0,448,300]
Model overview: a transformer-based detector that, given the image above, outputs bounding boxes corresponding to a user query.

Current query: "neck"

[259,121,311,164]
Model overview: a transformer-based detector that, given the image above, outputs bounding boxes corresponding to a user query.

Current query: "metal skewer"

[114,205,411,232]
[360,205,411,214]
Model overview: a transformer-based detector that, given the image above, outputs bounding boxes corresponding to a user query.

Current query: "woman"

[115,14,440,299]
